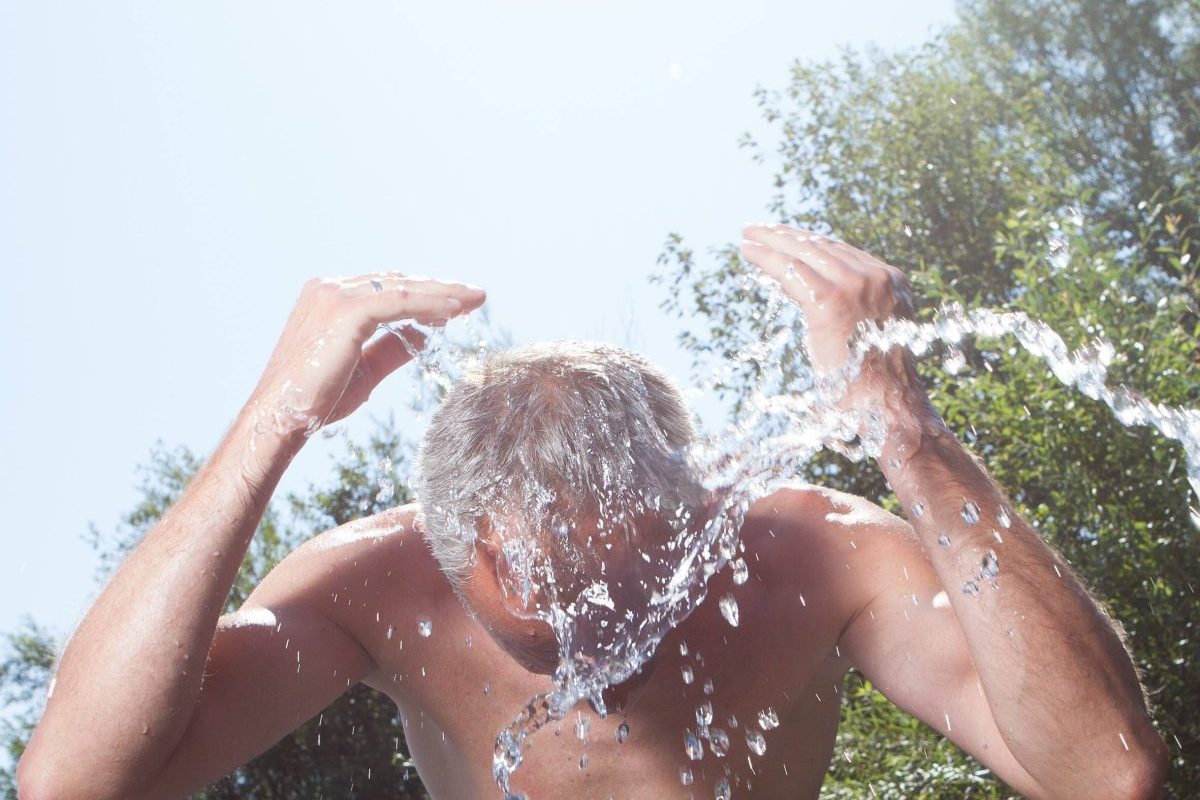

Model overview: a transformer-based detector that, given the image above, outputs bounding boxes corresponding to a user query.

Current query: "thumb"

[360,325,428,392]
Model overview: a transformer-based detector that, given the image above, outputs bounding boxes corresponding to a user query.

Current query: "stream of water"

[383,270,1199,800]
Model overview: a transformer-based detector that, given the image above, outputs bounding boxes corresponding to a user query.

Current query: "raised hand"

[249,273,486,438]
[741,224,917,410]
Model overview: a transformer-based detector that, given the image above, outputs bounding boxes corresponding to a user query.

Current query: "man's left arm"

[742,224,1168,799]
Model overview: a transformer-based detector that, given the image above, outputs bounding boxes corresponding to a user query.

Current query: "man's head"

[417,340,705,674]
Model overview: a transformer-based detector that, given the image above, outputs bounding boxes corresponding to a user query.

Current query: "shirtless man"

[19,226,1168,799]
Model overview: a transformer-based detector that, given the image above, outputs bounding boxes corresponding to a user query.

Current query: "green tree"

[657,1,1199,796]
[0,621,55,800]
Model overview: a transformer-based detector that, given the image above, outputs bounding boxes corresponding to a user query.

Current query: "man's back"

[299,485,901,798]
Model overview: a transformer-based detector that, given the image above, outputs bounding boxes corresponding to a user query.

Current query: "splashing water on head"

[383,270,1200,800]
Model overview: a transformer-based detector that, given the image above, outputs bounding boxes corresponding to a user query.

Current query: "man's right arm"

[18,413,362,800]
[17,274,485,800]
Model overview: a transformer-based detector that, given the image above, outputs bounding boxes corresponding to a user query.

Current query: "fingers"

[743,224,865,282]
[357,287,465,328]
[328,326,428,421]
[329,274,486,333]
[361,325,427,390]
[743,223,915,296]
[740,239,831,301]
[341,274,473,298]
[825,238,910,288]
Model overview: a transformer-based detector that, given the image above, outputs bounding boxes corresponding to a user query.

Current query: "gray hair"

[417,340,703,589]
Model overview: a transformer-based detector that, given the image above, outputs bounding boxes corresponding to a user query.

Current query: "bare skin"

[19,230,1168,799]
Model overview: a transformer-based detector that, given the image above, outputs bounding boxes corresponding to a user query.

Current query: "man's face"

[457,559,562,674]
[458,512,684,676]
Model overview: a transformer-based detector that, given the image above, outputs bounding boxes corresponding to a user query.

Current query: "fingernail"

[445,297,463,313]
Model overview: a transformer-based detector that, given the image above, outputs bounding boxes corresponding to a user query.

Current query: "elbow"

[15,747,52,800]
[17,746,130,800]
[1113,735,1169,800]
[15,747,85,800]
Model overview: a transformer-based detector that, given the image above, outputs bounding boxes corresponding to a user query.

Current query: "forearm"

[23,409,301,798]
[740,224,1166,795]
[879,392,1165,796]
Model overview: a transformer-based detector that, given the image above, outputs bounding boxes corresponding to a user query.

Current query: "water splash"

[684,728,704,761]
[718,594,740,627]
[757,708,780,731]
[387,276,1200,799]
[708,727,730,757]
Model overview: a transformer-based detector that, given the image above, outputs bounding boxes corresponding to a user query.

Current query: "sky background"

[0,0,957,640]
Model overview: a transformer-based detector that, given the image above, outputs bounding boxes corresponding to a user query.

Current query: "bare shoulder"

[740,482,925,624]
[743,482,911,555]
[243,503,453,631]
[290,504,429,574]
[748,482,906,533]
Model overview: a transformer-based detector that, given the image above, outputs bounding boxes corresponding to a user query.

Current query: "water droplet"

[961,501,981,525]
[682,665,695,685]
[575,716,590,741]
[937,534,951,547]
[578,754,588,770]
[680,642,689,657]
[616,722,630,743]
[464,635,472,647]
[943,348,966,375]
[757,708,780,730]
[703,678,714,695]
[679,766,694,786]
[719,594,740,627]
[962,580,980,596]
[731,558,749,585]
[386,625,395,640]
[684,729,704,760]
[997,506,1012,528]
[483,682,491,695]
[696,701,713,727]
[708,727,730,757]
[417,616,433,637]
[746,728,767,756]
[910,499,927,518]
[715,776,731,799]
[981,549,1000,580]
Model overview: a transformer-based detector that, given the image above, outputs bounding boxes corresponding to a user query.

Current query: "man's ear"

[472,515,503,569]
[470,515,522,608]
[473,514,550,617]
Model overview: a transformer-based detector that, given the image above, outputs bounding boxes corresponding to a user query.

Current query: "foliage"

[0,621,54,800]
[656,0,1199,796]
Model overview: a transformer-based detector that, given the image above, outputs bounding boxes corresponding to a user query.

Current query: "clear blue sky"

[0,0,956,639]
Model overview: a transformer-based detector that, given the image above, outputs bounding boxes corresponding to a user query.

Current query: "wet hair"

[417,340,704,590]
